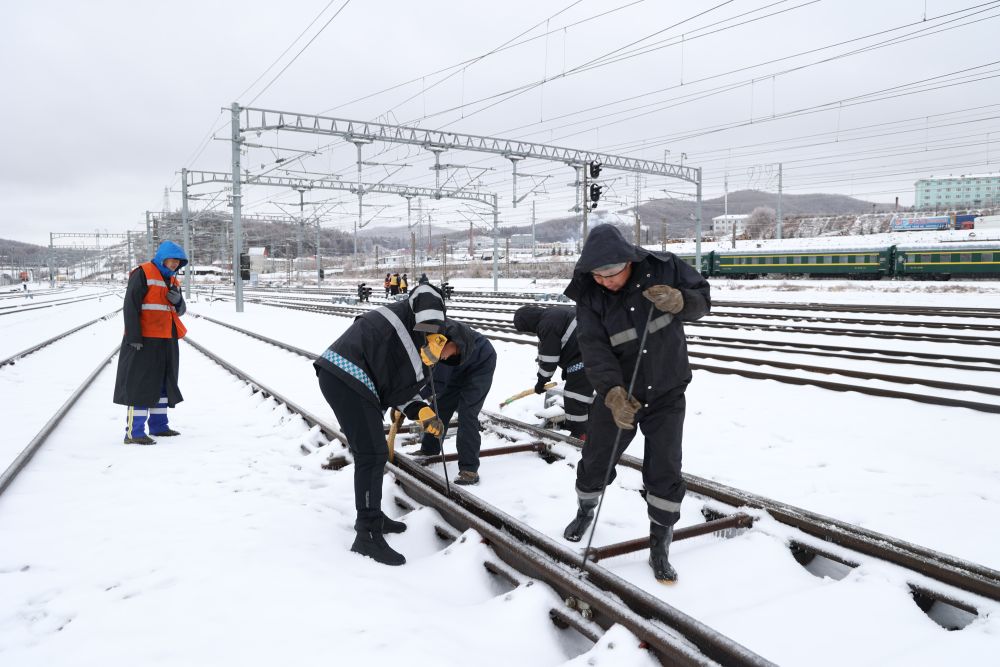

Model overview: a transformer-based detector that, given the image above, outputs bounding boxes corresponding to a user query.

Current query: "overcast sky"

[3,0,998,246]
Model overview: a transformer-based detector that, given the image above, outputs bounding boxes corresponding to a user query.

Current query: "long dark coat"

[112,267,186,408]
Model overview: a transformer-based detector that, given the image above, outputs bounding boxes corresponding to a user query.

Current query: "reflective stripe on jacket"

[139,262,187,339]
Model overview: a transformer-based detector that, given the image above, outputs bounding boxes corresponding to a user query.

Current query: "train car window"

[961,253,972,262]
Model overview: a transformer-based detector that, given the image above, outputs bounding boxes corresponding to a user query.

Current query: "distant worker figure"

[400,273,408,294]
[418,320,497,485]
[512,304,592,440]
[389,272,400,296]
[561,225,711,583]
[418,273,429,285]
[113,240,189,445]
[384,273,391,298]
[314,283,450,566]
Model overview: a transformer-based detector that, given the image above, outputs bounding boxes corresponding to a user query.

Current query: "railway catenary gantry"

[229,104,706,283]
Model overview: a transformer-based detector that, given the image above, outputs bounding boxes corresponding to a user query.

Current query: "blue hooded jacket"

[152,240,189,279]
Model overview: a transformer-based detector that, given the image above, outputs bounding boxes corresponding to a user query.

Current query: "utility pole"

[443,237,448,283]
[661,217,666,252]
[581,166,589,241]
[505,237,510,278]
[634,175,641,246]
[231,102,244,313]
[411,231,416,275]
[296,187,305,284]
[726,171,734,250]
[492,208,499,292]
[316,217,322,285]
[48,233,54,288]
[531,199,536,271]
[181,167,192,298]
[695,169,703,274]
[776,162,783,240]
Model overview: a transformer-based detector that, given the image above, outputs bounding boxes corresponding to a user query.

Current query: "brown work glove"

[604,386,641,430]
[643,284,683,314]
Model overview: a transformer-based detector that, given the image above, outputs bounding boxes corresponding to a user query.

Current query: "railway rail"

[198,287,1000,346]
[180,313,1000,611]
[5,306,997,663]
[0,341,771,666]
[0,309,122,368]
[190,306,1000,414]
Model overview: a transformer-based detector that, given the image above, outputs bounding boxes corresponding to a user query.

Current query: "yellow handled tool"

[499,382,556,409]
[386,409,405,463]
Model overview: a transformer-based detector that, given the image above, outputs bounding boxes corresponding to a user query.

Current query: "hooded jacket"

[564,225,710,401]
[513,305,581,382]
[422,319,496,396]
[314,282,447,418]
[113,240,189,408]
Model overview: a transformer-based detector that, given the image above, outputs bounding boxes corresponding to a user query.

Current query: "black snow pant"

[561,365,594,438]
[420,353,497,472]
[574,385,687,527]
[318,370,388,523]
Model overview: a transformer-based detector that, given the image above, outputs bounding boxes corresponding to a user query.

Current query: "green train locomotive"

[675,242,1000,280]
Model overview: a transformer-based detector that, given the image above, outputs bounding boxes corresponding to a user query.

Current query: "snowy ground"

[1,278,998,665]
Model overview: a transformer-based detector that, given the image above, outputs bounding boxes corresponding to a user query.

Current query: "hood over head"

[152,240,189,279]
[512,305,545,333]
[564,225,647,301]
[439,319,476,366]
[407,282,447,333]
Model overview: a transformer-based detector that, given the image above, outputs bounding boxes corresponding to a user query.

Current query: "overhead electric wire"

[246,0,354,106]
[505,5,1000,141]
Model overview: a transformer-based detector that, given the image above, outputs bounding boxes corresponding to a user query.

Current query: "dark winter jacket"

[512,305,581,383]
[113,240,189,408]
[314,283,447,419]
[423,320,496,395]
[564,225,710,401]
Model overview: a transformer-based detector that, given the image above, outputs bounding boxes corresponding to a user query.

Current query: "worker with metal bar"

[418,320,497,485]
[512,304,592,440]
[314,283,452,566]
[562,224,711,582]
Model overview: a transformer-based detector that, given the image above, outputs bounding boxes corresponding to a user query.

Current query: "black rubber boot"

[351,514,406,566]
[380,511,407,534]
[562,497,599,542]
[649,522,678,583]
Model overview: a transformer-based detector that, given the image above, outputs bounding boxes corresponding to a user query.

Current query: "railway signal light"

[589,160,602,178]
[589,183,603,208]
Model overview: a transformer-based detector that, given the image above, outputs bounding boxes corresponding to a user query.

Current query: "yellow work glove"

[420,333,449,366]
[417,406,445,438]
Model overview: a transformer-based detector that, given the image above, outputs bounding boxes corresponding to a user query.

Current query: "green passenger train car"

[674,251,714,276]
[711,247,893,278]
[670,242,1000,279]
[894,243,1000,279]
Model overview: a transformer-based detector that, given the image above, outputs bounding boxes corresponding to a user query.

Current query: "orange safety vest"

[138,262,187,339]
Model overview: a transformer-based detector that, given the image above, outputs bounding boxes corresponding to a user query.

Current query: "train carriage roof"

[894,242,1000,251]
[712,246,890,256]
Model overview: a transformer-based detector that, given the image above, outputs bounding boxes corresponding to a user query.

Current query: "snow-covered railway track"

[173,312,1000,662]
[180,336,771,666]
[185,314,1000,606]
[0,289,120,317]
[203,288,1000,347]
[0,309,121,368]
[192,307,1000,414]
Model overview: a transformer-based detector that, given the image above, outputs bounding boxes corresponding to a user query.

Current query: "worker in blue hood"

[113,240,189,445]
[561,224,710,584]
